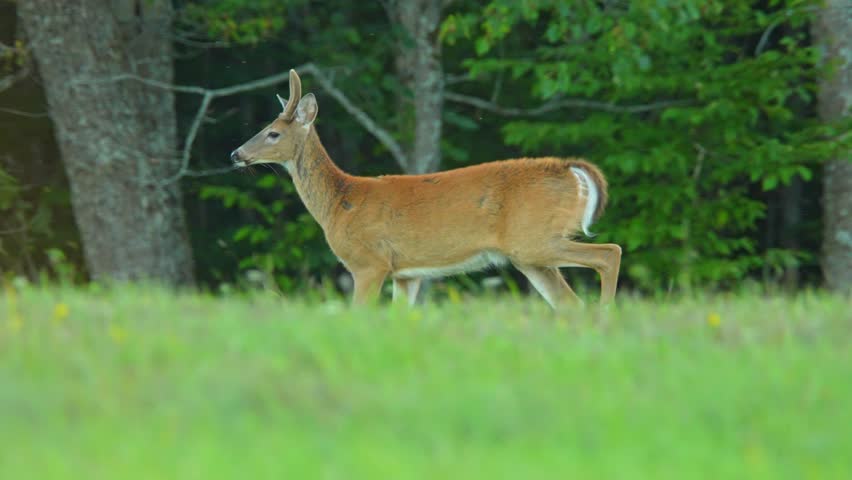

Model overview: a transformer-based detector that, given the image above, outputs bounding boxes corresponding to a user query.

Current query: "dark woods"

[0,0,850,295]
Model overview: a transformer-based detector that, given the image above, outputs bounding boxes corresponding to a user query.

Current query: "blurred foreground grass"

[1,285,850,479]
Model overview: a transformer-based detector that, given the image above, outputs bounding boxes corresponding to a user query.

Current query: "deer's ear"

[296,93,318,126]
[276,94,288,111]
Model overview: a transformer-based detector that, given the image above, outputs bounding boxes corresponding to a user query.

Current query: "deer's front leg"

[351,268,389,305]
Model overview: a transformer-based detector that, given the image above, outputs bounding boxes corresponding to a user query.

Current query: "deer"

[230,69,622,308]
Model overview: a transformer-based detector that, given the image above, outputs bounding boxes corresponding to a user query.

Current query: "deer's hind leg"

[551,241,622,304]
[514,264,583,308]
[392,277,421,306]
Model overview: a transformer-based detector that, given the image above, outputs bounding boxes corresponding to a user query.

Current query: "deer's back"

[326,157,602,272]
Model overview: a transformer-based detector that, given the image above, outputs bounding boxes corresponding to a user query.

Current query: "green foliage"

[0,166,17,209]
[442,0,851,290]
[2,286,851,477]
[0,39,28,72]
[199,173,338,291]
[178,0,304,44]
[6,0,843,292]
[0,167,65,278]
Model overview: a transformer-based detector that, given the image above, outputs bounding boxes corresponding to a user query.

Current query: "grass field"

[1,285,850,479]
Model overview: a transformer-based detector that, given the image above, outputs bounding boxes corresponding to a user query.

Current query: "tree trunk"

[813,0,852,294]
[780,178,802,289]
[385,0,444,174]
[18,0,195,285]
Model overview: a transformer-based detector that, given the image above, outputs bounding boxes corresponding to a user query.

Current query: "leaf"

[475,37,491,56]
[762,176,778,191]
[257,175,278,188]
[233,226,254,242]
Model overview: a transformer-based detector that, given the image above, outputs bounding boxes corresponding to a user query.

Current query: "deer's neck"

[288,128,350,229]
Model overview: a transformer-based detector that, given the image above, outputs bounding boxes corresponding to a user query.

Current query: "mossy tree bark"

[19,0,195,285]
[814,0,852,293]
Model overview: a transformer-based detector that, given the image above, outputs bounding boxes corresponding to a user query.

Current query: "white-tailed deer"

[231,69,622,307]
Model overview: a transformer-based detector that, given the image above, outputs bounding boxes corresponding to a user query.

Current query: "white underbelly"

[394,250,509,279]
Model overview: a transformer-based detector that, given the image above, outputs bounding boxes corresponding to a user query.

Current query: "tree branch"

[0,64,30,95]
[171,32,231,50]
[182,165,239,177]
[160,92,212,184]
[0,107,48,118]
[1,40,34,110]
[0,222,29,236]
[444,73,473,85]
[755,6,820,56]
[444,91,692,116]
[0,200,30,237]
[79,62,409,182]
[299,63,409,171]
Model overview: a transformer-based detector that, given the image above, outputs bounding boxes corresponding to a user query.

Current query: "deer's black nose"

[230,149,242,164]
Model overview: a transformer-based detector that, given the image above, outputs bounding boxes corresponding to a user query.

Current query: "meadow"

[1,284,850,479]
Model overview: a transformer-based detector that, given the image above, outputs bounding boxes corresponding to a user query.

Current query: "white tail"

[231,69,622,308]
[570,166,599,237]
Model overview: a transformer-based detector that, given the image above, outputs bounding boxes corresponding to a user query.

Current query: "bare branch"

[161,91,212,184]
[182,166,239,177]
[0,64,30,95]
[444,73,473,85]
[1,40,33,98]
[489,70,504,103]
[77,66,305,184]
[77,73,207,95]
[171,32,231,49]
[99,66,305,98]
[0,223,29,236]
[755,6,821,56]
[299,63,409,171]
[0,210,29,238]
[83,62,409,180]
[444,91,692,116]
[692,143,706,181]
[0,107,48,118]
[212,68,299,97]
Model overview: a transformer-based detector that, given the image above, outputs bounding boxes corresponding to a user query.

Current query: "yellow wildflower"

[53,303,69,323]
[706,312,721,328]
[108,324,127,344]
[446,286,462,304]
[8,314,23,333]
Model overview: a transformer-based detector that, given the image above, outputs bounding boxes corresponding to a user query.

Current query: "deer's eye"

[267,131,281,140]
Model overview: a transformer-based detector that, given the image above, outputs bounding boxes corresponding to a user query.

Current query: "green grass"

[1,285,850,479]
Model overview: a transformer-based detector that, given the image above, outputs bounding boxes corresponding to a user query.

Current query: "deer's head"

[230,69,318,171]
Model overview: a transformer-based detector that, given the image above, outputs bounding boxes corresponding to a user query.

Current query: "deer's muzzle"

[231,149,246,166]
